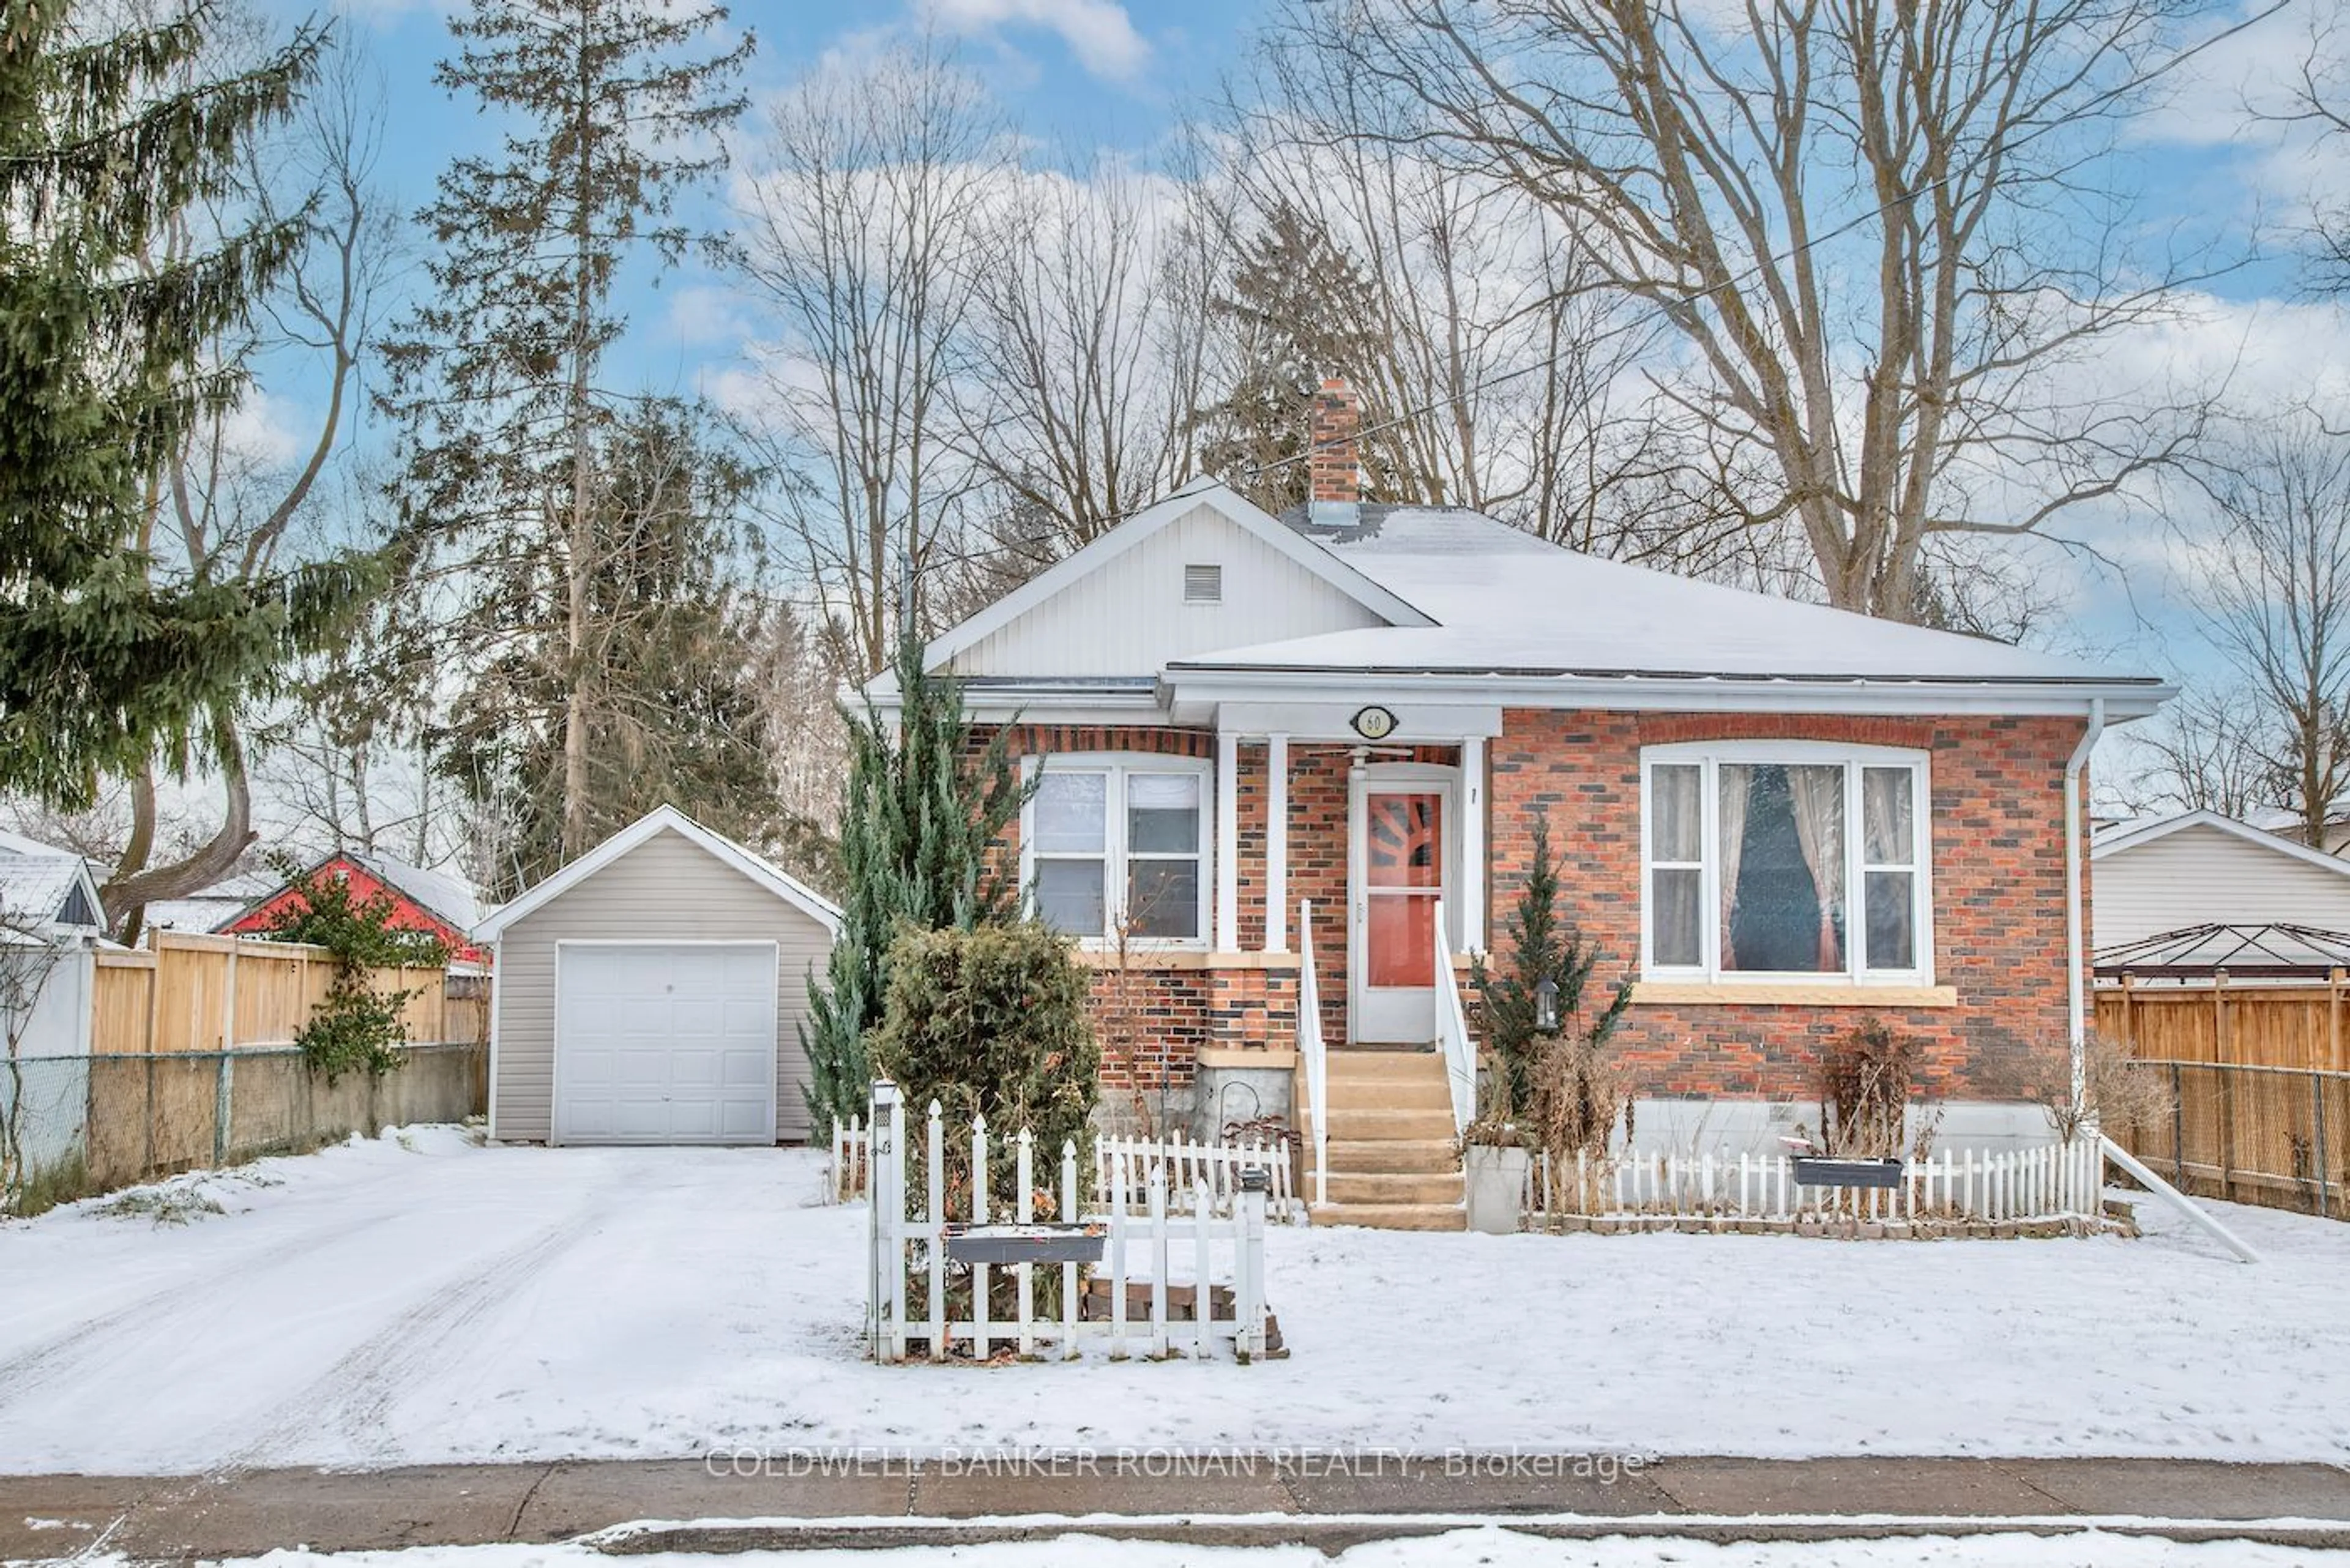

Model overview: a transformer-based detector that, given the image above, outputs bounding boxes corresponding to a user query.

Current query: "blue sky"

[251,0,2350,738]
[259,0,1262,426]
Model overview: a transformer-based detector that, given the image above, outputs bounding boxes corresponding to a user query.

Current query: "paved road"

[7,1455,2350,1561]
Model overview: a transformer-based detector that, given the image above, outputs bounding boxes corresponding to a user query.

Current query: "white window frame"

[1021,753,1214,949]
[1639,740,1934,986]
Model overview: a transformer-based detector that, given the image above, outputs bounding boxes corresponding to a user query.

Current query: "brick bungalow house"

[876,382,2172,1226]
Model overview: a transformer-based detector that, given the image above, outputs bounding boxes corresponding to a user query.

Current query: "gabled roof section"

[473,805,841,941]
[346,850,483,932]
[2091,809,2350,880]
[914,482,1434,682]
[0,831,105,936]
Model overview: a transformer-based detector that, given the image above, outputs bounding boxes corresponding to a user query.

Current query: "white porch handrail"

[1299,898,1328,1208]
[1432,900,1475,1135]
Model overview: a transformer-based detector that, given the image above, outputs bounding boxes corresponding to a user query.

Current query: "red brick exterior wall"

[1488,709,2087,1102]
[977,712,2087,1105]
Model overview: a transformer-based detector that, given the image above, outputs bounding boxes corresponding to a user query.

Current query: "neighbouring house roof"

[2093,921,2350,979]
[230,849,482,935]
[343,850,484,933]
[0,832,105,938]
[900,483,2171,720]
[2090,809,2350,882]
[473,805,841,941]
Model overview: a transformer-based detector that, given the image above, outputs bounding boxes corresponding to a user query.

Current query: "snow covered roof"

[0,831,105,936]
[1160,503,2157,692]
[906,483,2170,720]
[343,850,483,932]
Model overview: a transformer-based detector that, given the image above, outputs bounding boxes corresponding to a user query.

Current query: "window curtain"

[1862,768,1911,862]
[1785,766,1845,969]
[1717,764,1750,968]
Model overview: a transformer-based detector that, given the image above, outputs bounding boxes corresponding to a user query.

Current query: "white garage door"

[553,942,778,1144]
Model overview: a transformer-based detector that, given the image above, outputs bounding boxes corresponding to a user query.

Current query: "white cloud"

[323,0,455,23]
[919,0,1151,81]
[219,387,305,470]
[663,283,754,349]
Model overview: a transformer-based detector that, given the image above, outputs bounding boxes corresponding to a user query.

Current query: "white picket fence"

[865,1081,1275,1364]
[1093,1131,1299,1221]
[841,1117,1297,1221]
[830,1116,871,1203]
[1526,1140,2108,1226]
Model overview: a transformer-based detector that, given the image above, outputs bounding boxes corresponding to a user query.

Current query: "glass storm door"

[1349,777,1453,1043]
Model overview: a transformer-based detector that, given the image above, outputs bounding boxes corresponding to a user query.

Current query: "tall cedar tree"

[0,1,370,805]
[1471,812,1633,1118]
[441,398,784,894]
[1196,203,1398,513]
[802,633,1034,1131]
[379,0,752,862]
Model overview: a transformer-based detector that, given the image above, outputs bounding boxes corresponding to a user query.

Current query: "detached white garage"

[477,807,840,1145]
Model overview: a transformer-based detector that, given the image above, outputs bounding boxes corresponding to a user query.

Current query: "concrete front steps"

[1304,1048,1464,1231]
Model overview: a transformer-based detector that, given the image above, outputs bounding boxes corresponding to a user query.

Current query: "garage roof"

[472,806,840,941]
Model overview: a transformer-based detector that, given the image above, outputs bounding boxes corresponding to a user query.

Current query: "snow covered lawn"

[2,1128,2345,1476]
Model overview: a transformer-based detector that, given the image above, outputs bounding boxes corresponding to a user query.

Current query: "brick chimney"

[1307,377,1360,523]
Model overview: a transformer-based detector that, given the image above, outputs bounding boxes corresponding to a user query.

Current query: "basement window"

[1183,563,1223,605]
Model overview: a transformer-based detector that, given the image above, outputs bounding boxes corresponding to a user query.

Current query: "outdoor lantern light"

[1535,976,1559,1033]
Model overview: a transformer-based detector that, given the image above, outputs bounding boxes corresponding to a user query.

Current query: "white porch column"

[1461,734,1486,954]
[1266,733,1290,953]
[1216,729,1240,951]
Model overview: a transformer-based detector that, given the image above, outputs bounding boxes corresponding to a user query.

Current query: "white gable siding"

[949,502,1387,677]
[2095,823,2350,949]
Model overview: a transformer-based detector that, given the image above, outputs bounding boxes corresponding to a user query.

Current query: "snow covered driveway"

[2,1127,2346,1476]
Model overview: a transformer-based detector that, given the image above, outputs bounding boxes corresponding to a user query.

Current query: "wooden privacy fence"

[2119,1059,2348,1219]
[1523,1143,2109,1233]
[865,1083,1277,1365]
[91,931,463,1056]
[2097,975,2350,1071]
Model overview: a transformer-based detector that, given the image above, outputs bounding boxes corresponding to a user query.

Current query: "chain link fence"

[1,1041,487,1217]
[2122,1059,2349,1220]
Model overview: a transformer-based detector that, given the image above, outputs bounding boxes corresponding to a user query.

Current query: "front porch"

[1019,703,1502,1230]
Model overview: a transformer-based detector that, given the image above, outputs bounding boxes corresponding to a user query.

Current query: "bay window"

[1026,759,1210,944]
[1641,744,1931,984]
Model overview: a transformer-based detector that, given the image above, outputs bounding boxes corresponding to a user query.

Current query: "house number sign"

[1351,705,1398,741]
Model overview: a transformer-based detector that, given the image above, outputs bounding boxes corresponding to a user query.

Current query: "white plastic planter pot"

[1463,1144,1531,1234]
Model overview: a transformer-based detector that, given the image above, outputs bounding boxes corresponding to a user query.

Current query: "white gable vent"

[1184,563,1223,604]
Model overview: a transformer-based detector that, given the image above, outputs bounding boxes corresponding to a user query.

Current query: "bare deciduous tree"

[2196,417,2350,850]
[103,27,398,939]
[2112,683,2277,822]
[734,43,1004,676]
[2276,6,2350,297]
[1274,0,2226,619]
[957,159,1213,576]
